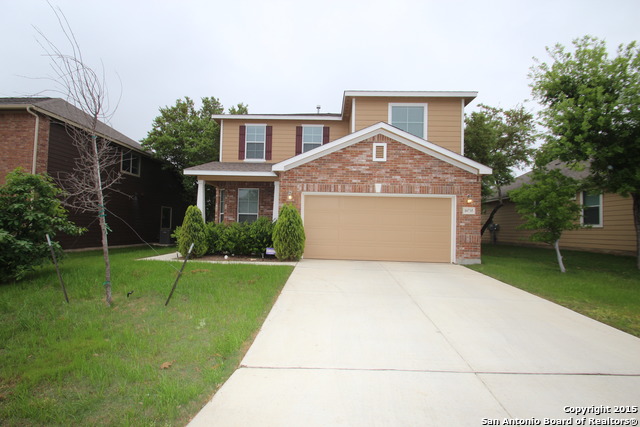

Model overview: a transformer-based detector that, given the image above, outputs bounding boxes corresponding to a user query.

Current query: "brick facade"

[0,111,50,184]
[214,181,275,224]
[277,134,482,263]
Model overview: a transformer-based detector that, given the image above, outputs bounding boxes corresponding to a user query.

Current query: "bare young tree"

[36,4,122,305]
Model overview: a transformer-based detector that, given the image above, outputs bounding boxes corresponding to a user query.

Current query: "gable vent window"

[373,143,387,162]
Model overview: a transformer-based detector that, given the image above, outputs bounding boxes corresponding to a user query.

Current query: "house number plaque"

[462,207,476,215]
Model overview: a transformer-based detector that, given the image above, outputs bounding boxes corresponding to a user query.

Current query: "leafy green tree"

[464,104,537,234]
[509,167,583,273]
[530,35,640,267]
[175,206,208,258]
[273,204,305,261]
[142,97,249,213]
[0,169,84,281]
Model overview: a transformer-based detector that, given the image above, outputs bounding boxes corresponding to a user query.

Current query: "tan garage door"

[303,195,452,263]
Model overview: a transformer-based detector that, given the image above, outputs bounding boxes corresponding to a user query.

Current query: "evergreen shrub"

[272,204,305,261]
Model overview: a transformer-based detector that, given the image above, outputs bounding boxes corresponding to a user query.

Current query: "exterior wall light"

[287,191,293,201]
[466,195,473,204]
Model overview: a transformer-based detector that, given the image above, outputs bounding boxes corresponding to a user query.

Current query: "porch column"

[196,179,206,220]
[272,181,280,221]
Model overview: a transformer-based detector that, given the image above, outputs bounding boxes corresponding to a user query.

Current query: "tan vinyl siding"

[221,119,350,163]
[353,97,463,154]
[482,193,636,255]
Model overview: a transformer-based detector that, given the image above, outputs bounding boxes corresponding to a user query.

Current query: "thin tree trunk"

[633,192,640,270]
[92,135,112,305]
[481,202,504,236]
[554,239,566,273]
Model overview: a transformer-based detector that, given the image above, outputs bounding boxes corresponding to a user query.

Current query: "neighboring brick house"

[0,98,187,249]
[482,163,636,256]
[185,91,491,264]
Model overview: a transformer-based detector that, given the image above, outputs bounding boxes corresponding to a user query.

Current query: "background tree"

[530,35,640,268]
[464,104,537,234]
[142,97,248,205]
[0,169,84,282]
[509,167,583,273]
[36,5,121,305]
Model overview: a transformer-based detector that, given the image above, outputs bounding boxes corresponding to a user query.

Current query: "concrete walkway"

[188,260,640,426]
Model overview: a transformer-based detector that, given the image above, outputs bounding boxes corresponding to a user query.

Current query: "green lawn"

[0,247,294,426]
[468,244,640,338]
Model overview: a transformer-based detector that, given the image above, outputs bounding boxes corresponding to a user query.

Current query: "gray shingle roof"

[0,97,143,152]
[184,162,274,172]
[487,161,591,202]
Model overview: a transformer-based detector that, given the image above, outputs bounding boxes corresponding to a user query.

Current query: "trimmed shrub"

[0,168,84,281]
[272,204,305,261]
[176,205,208,257]
[205,217,275,256]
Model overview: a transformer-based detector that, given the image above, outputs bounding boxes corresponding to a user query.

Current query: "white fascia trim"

[344,90,478,99]
[183,170,277,177]
[460,99,465,156]
[219,120,224,162]
[212,114,342,121]
[351,98,356,133]
[273,122,492,175]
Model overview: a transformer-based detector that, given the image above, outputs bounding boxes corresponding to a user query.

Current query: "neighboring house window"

[219,189,225,223]
[121,151,141,176]
[582,192,603,227]
[302,125,323,152]
[296,126,330,155]
[238,188,259,223]
[160,206,172,229]
[389,104,427,139]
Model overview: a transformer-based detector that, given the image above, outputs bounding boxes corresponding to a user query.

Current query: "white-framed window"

[238,188,259,223]
[121,151,141,176]
[302,125,323,152]
[581,191,603,227]
[245,124,266,160]
[160,206,172,229]
[373,143,387,161]
[219,189,225,223]
[389,103,428,139]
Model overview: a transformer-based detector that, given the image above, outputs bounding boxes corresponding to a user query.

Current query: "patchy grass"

[0,247,293,426]
[468,244,640,338]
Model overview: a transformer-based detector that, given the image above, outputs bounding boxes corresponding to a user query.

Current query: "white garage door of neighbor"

[303,195,453,263]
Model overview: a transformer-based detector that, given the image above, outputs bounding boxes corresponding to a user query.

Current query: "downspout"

[26,106,40,174]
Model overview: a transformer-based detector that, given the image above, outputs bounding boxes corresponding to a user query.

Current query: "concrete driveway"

[189,260,640,426]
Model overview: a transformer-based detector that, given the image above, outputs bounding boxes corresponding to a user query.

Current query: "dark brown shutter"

[238,125,246,160]
[295,126,303,155]
[265,126,273,160]
[323,126,330,145]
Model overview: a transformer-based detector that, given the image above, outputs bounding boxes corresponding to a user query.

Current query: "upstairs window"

[245,125,266,160]
[302,126,323,152]
[295,125,329,155]
[582,192,602,227]
[122,151,141,176]
[389,104,427,139]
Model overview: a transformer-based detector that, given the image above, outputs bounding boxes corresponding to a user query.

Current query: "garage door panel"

[304,195,452,263]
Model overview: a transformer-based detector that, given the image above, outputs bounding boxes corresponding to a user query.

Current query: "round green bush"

[176,205,208,257]
[272,204,305,261]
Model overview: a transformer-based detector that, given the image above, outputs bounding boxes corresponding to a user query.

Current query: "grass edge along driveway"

[467,244,640,339]
[0,247,294,426]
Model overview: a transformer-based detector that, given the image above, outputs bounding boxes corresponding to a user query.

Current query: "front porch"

[185,161,280,223]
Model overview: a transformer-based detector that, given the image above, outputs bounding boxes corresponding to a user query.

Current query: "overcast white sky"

[2,0,639,142]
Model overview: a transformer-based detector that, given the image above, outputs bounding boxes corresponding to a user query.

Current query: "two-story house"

[0,98,187,249]
[185,91,491,264]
